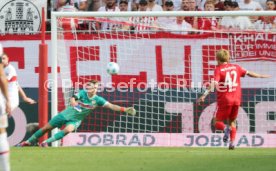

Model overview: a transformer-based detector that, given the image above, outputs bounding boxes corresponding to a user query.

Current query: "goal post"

[51,11,276,147]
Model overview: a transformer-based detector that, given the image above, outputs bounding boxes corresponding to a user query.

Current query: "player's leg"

[40,120,81,146]
[18,114,66,146]
[25,123,54,145]
[214,105,231,142]
[228,105,239,150]
[0,114,10,171]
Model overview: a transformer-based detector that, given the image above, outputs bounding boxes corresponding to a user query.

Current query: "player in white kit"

[0,44,11,171]
[1,53,36,112]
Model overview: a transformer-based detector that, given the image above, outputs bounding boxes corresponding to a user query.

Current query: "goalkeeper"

[17,80,136,147]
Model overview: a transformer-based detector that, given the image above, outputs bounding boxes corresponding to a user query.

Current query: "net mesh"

[55,15,276,138]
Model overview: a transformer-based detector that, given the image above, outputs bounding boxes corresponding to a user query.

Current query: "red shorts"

[214,105,239,121]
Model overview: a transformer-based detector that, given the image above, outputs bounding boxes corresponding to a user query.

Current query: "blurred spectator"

[170,0,182,10]
[98,0,119,11]
[57,0,78,11]
[87,0,105,11]
[183,0,201,29]
[265,0,276,9]
[167,15,193,34]
[147,0,163,11]
[258,0,269,9]
[156,0,165,6]
[97,0,120,30]
[253,0,276,30]
[198,0,218,30]
[198,0,225,11]
[164,0,175,10]
[214,0,225,10]
[158,0,176,28]
[109,0,130,31]
[223,0,232,10]
[196,0,206,10]
[138,0,148,10]
[196,0,225,10]
[130,0,139,11]
[119,0,129,11]
[181,0,190,10]
[57,0,79,32]
[188,0,198,10]
[74,0,88,11]
[219,1,253,30]
[238,0,263,10]
[130,0,158,33]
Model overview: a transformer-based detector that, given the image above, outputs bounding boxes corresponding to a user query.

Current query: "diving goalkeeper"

[17,80,136,147]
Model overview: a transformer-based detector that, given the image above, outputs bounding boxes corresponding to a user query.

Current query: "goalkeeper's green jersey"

[59,90,108,121]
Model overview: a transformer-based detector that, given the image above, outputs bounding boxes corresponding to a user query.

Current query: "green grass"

[11,147,276,171]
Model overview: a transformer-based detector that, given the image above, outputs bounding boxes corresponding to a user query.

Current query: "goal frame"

[51,10,276,147]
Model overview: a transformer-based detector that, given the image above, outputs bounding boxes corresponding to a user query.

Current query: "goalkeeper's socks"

[27,129,44,144]
[230,126,237,143]
[45,131,66,144]
[0,132,10,171]
[215,121,225,131]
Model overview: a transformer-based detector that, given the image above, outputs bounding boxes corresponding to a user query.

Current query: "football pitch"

[11,147,276,171]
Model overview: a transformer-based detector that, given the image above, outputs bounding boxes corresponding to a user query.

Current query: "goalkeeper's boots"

[229,142,235,150]
[223,126,230,143]
[16,141,31,147]
[39,142,48,148]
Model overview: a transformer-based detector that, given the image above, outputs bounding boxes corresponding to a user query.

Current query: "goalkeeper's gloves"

[125,107,136,116]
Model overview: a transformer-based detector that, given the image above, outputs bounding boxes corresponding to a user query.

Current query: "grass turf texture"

[11,147,276,171]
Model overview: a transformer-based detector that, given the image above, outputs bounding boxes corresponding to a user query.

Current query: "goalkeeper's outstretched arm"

[104,103,136,116]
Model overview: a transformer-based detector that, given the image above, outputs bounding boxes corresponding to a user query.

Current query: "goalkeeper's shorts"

[49,114,82,130]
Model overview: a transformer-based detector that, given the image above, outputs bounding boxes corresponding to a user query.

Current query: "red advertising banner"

[0,32,275,88]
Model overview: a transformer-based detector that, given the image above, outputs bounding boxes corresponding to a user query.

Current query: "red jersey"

[198,17,218,30]
[213,63,247,106]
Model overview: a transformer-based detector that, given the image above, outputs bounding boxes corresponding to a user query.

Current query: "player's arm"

[70,95,79,107]
[197,66,220,104]
[18,84,36,104]
[0,65,11,115]
[197,80,217,104]
[246,71,271,78]
[104,103,136,116]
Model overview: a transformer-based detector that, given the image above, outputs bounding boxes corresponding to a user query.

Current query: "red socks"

[230,126,237,142]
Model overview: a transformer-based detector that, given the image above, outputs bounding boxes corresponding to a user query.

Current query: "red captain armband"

[120,107,125,112]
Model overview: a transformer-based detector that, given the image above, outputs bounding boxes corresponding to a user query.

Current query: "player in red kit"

[197,49,270,150]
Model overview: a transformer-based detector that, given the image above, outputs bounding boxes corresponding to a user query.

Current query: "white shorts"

[0,96,8,128]
[9,94,19,111]
[11,100,19,112]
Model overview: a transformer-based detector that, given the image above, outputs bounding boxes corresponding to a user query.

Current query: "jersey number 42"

[224,70,238,92]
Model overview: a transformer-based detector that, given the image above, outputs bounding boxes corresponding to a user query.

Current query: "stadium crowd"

[48,0,276,32]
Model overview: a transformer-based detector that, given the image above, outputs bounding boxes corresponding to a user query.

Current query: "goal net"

[51,11,276,147]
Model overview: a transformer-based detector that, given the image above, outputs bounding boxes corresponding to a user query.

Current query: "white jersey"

[0,93,6,116]
[0,61,8,127]
[5,64,19,110]
[238,1,263,10]
[97,6,120,31]
[220,16,252,30]
[167,21,192,35]
[147,4,163,11]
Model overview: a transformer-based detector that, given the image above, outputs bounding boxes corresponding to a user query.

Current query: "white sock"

[0,133,10,171]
